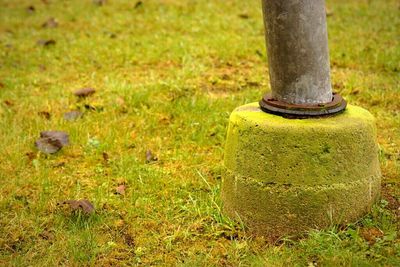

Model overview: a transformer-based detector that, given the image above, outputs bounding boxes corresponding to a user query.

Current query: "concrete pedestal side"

[222,103,381,238]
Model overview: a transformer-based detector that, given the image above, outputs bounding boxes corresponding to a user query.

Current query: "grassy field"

[0,0,399,265]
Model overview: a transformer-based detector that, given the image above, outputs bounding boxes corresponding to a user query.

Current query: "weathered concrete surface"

[222,103,381,238]
[262,0,332,104]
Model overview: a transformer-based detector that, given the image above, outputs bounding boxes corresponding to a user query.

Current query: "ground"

[0,0,399,266]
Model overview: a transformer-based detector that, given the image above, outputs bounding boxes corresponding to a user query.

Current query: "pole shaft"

[262,0,332,104]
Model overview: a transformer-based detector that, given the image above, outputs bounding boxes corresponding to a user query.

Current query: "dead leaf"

[102,152,109,162]
[39,230,54,240]
[3,100,14,107]
[27,5,35,13]
[40,131,69,146]
[42,17,58,28]
[145,150,158,163]
[25,152,36,161]
[116,96,126,106]
[64,110,83,121]
[35,137,63,154]
[93,0,106,6]
[115,184,126,195]
[38,111,51,120]
[37,39,56,47]
[35,131,69,154]
[238,14,250,19]
[360,227,384,245]
[53,161,66,168]
[123,231,135,247]
[74,87,96,97]
[60,199,95,214]
[84,103,103,111]
[134,1,143,9]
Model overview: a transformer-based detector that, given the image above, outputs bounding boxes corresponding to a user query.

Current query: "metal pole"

[259,0,346,116]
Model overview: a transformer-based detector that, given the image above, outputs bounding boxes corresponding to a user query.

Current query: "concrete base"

[222,103,381,238]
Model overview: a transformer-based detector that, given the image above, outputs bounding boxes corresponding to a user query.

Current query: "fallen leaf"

[25,152,36,161]
[360,227,384,245]
[116,96,126,106]
[115,184,126,195]
[3,100,14,107]
[63,110,83,121]
[27,5,35,13]
[39,230,54,240]
[42,17,58,28]
[102,152,109,162]
[123,231,135,247]
[60,199,95,214]
[35,137,63,154]
[74,87,96,97]
[93,0,106,6]
[38,111,51,120]
[35,131,69,154]
[134,1,143,9]
[53,161,66,168]
[238,13,250,19]
[145,150,158,163]
[40,131,69,146]
[37,39,56,47]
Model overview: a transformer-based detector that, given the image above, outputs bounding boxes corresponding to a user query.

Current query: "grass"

[0,0,399,265]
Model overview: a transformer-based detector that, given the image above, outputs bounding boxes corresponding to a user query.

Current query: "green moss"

[224,103,380,185]
[222,170,381,238]
[223,103,381,236]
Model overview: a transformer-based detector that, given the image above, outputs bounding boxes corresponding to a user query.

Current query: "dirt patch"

[382,184,400,220]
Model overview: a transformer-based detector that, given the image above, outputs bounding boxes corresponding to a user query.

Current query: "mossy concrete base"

[222,103,381,238]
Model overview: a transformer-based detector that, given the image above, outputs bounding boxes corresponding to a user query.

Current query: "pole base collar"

[259,92,347,117]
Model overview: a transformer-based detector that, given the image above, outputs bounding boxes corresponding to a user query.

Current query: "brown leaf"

[35,131,69,154]
[93,0,106,6]
[115,184,126,195]
[39,230,54,240]
[27,5,35,13]
[238,13,250,19]
[3,100,14,107]
[25,152,36,161]
[40,131,69,146]
[35,137,63,154]
[102,152,109,162]
[42,17,58,28]
[38,111,51,120]
[116,96,126,106]
[360,227,384,245]
[123,231,135,247]
[145,150,158,163]
[74,87,96,97]
[60,199,95,214]
[64,110,83,121]
[134,1,143,9]
[37,39,56,47]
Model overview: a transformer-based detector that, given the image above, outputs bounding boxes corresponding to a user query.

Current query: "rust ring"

[259,92,347,117]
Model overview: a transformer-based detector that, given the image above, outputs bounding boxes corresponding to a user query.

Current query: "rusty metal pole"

[259,0,346,116]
